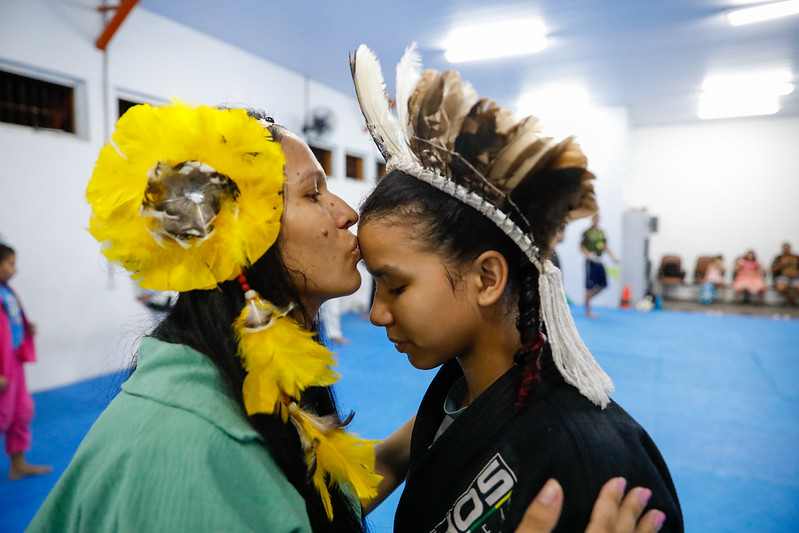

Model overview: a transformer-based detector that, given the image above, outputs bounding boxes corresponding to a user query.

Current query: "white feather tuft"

[350,44,415,163]
[395,42,422,141]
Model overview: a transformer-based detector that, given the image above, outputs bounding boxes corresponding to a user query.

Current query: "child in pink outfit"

[0,243,51,479]
[704,257,726,286]
[699,256,726,304]
[732,250,767,303]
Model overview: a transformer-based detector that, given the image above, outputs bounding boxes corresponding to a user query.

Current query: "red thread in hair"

[514,333,545,412]
[522,334,545,354]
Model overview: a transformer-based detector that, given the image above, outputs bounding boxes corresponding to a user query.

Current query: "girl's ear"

[471,251,509,307]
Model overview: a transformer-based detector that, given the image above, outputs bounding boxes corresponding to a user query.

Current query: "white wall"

[547,106,630,309]
[0,0,378,392]
[629,116,799,283]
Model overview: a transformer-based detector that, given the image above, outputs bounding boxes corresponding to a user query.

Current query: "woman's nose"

[328,193,358,230]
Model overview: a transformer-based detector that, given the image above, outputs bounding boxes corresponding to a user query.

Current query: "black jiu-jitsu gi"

[394,358,683,533]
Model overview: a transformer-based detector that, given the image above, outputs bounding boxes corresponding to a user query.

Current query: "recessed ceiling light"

[726,0,799,26]
[445,18,547,63]
[698,69,794,119]
[702,69,794,92]
[698,98,780,120]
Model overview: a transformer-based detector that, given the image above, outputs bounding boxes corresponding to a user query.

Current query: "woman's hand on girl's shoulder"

[515,477,665,533]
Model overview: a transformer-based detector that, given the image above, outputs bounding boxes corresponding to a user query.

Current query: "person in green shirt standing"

[581,214,620,318]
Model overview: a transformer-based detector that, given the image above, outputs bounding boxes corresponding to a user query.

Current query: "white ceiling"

[138,0,799,127]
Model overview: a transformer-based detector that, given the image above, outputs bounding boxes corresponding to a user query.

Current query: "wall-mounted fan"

[303,106,336,137]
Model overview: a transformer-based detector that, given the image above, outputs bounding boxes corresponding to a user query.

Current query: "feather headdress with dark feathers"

[350,44,596,260]
[350,43,613,408]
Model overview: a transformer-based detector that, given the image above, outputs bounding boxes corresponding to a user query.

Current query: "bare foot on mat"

[9,461,52,480]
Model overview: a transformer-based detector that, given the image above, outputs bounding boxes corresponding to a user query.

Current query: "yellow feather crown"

[87,102,285,291]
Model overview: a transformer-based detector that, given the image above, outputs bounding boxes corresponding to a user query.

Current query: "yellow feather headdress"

[88,102,381,519]
[88,102,285,291]
[351,44,614,408]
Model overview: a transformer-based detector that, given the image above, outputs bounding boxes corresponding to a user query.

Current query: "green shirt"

[581,227,607,257]
[27,337,312,533]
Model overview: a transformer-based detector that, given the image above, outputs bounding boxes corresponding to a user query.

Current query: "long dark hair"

[152,122,365,532]
[359,170,563,411]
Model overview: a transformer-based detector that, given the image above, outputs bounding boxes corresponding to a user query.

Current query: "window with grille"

[346,154,363,180]
[118,98,141,118]
[0,69,75,133]
[309,146,332,175]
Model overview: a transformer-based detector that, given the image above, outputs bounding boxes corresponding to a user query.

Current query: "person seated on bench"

[699,256,725,304]
[771,242,799,307]
[732,250,766,304]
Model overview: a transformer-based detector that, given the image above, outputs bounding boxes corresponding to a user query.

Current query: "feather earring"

[234,285,382,518]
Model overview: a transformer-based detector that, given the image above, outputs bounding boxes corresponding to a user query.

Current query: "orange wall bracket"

[95,0,139,51]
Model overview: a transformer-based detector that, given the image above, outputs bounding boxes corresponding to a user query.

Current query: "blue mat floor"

[2,306,798,532]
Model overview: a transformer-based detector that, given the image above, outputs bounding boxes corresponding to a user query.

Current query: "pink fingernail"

[653,511,666,531]
[615,477,627,494]
[638,488,652,506]
[539,479,559,506]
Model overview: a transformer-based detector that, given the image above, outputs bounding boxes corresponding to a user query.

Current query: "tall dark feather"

[401,60,597,251]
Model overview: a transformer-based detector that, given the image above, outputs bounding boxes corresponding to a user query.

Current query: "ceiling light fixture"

[697,95,781,120]
[701,70,794,93]
[698,69,794,120]
[445,18,547,63]
[726,0,799,25]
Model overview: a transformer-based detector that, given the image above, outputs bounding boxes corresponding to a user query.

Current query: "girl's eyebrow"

[367,264,400,279]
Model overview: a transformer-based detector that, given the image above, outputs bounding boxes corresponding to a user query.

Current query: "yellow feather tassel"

[293,411,382,520]
[234,295,339,415]
[233,291,382,520]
